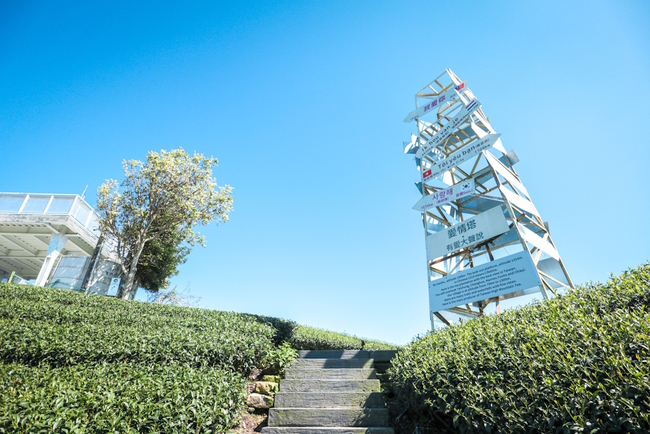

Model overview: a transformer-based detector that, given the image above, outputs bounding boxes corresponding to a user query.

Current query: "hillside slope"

[0,283,396,433]
[389,262,650,433]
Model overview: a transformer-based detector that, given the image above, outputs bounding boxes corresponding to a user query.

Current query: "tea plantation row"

[389,262,650,433]
[254,315,397,351]
[0,283,397,433]
[1,362,245,433]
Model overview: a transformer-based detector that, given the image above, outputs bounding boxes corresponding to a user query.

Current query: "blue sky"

[2,1,649,344]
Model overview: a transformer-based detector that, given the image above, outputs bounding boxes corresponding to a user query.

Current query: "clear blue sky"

[2,1,649,344]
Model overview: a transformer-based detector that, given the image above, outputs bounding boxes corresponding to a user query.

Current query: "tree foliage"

[135,224,189,292]
[146,285,201,307]
[96,148,233,299]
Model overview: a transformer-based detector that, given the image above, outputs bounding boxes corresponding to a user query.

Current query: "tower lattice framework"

[403,69,574,326]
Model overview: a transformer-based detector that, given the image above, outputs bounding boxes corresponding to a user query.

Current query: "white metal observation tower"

[403,69,574,327]
[0,192,116,285]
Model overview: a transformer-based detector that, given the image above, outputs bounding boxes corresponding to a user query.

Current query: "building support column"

[35,234,69,287]
[81,233,104,291]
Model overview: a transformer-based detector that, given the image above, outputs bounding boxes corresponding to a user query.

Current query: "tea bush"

[249,315,399,350]
[389,263,650,434]
[289,325,398,350]
[251,314,297,345]
[264,342,299,375]
[0,282,397,432]
[0,283,275,433]
[0,283,275,374]
[0,362,245,433]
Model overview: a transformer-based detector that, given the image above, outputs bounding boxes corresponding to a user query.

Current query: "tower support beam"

[403,69,574,327]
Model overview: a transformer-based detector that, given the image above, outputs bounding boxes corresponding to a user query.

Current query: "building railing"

[0,193,100,238]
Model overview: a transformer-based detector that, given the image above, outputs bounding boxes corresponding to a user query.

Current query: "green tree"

[135,223,190,292]
[97,148,233,300]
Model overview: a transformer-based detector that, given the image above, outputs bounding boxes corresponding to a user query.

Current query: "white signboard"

[429,251,542,312]
[108,278,121,296]
[416,99,480,159]
[426,205,509,260]
[422,133,501,182]
[403,82,467,123]
[412,179,475,212]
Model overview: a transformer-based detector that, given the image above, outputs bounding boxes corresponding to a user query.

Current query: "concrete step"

[367,351,398,363]
[275,392,386,408]
[296,350,398,362]
[291,358,375,369]
[298,350,370,359]
[285,368,377,380]
[268,408,390,427]
[262,428,394,434]
[280,379,381,393]
[373,362,391,374]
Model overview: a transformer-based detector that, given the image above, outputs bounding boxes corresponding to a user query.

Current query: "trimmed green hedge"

[389,263,650,434]
[1,317,271,373]
[288,325,398,351]
[0,284,275,432]
[0,284,275,374]
[0,282,397,432]
[250,315,399,351]
[0,362,245,433]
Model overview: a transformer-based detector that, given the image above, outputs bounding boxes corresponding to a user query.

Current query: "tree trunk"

[119,241,146,300]
[121,278,141,301]
[122,286,138,300]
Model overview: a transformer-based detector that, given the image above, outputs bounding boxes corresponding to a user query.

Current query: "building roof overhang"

[0,193,118,280]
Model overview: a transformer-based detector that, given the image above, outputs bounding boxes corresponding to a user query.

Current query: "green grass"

[389,262,650,433]
[0,282,398,432]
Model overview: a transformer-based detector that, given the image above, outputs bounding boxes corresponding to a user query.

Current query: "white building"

[0,192,120,293]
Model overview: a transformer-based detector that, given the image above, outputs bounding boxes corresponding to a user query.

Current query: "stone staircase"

[261,350,396,434]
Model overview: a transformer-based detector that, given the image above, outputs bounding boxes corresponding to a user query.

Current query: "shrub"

[389,263,650,434]
[289,325,399,350]
[264,342,298,376]
[0,282,398,432]
[0,283,274,433]
[251,315,297,345]
[0,362,245,433]
[0,283,275,374]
